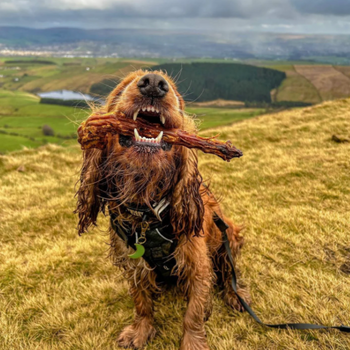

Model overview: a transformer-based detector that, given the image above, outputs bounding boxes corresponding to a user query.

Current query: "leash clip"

[138,221,149,245]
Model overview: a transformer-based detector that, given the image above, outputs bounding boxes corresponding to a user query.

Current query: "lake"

[37,90,97,101]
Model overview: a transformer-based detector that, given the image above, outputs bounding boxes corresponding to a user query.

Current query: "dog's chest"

[110,206,178,283]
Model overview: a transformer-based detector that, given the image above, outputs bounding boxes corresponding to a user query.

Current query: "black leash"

[213,213,350,333]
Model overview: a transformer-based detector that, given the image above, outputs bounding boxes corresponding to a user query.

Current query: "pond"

[37,90,97,101]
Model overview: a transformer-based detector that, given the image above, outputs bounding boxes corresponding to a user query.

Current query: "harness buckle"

[138,221,149,245]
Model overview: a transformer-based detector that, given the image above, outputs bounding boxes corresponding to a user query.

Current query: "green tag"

[128,243,145,259]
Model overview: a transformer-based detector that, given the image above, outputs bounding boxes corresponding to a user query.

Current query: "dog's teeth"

[133,110,138,121]
[151,106,155,112]
[156,109,159,113]
[134,128,141,141]
[147,106,151,112]
[156,131,163,143]
[160,115,165,125]
[142,107,146,111]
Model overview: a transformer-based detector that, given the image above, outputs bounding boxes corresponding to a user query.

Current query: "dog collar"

[126,197,170,221]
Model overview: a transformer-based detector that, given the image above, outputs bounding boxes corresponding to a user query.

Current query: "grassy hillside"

[273,64,350,104]
[1,99,350,349]
[274,69,322,104]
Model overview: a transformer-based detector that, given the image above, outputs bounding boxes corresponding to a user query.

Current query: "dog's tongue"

[78,112,243,162]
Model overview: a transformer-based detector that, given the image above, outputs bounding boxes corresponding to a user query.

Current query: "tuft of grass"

[1,98,350,349]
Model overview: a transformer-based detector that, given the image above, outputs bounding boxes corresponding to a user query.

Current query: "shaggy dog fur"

[75,70,251,350]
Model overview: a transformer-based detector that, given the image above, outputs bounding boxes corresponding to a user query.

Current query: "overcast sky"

[1,0,350,34]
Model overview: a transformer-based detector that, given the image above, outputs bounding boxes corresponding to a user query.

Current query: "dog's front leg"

[118,266,157,349]
[177,238,213,350]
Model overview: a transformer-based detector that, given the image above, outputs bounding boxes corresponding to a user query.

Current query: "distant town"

[2,27,350,64]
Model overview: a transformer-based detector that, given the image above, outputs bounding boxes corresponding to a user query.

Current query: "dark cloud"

[0,0,350,34]
[292,0,350,16]
[0,0,291,21]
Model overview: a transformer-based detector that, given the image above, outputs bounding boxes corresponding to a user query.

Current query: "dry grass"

[191,99,245,108]
[295,65,350,101]
[1,99,350,349]
[275,69,322,104]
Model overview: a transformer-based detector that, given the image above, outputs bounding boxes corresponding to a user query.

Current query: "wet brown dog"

[75,70,251,350]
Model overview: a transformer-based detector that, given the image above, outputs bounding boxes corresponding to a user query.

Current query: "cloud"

[0,0,350,34]
[0,0,293,19]
[291,0,350,16]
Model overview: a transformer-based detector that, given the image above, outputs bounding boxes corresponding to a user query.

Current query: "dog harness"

[109,199,178,281]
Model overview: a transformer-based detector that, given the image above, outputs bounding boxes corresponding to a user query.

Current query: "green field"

[0,89,266,153]
[187,107,265,130]
[0,90,87,153]
[1,98,349,349]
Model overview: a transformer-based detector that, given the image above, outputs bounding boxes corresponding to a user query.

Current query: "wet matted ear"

[75,148,105,235]
[170,148,204,238]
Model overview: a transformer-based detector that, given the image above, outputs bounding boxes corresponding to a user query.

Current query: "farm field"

[0,90,87,153]
[274,69,322,104]
[2,57,350,153]
[294,65,350,101]
[0,89,266,153]
[1,57,350,105]
[273,64,350,103]
[0,98,349,349]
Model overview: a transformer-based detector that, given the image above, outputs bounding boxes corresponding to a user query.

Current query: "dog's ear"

[75,148,105,235]
[171,148,205,238]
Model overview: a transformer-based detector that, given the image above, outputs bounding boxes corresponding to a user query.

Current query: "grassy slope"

[295,65,350,101]
[1,99,350,349]
[275,68,322,104]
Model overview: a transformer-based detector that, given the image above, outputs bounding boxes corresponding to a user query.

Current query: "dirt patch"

[191,99,245,108]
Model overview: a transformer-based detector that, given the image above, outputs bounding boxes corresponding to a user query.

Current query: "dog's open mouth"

[119,106,173,152]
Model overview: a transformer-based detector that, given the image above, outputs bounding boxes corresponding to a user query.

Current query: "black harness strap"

[213,212,350,333]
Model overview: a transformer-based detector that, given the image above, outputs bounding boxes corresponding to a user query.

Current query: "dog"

[75,70,251,350]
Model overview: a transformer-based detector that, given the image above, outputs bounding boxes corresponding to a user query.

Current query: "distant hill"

[2,57,350,106]
[90,62,286,103]
[2,26,350,62]
[151,63,286,103]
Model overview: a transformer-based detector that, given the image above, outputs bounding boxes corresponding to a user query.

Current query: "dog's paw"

[118,321,156,349]
[180,331,210,350]
[224,287,251,313]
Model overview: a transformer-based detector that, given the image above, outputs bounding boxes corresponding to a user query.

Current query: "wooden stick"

[77,112,243,162]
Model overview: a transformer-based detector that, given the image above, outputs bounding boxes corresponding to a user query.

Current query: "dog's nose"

[137,73,169,98]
